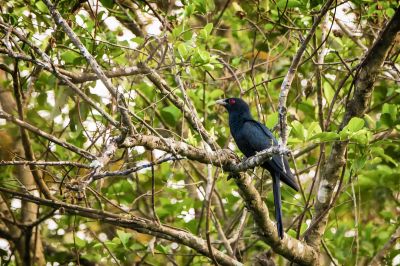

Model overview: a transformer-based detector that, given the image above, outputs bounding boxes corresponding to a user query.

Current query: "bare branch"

[58,66,148,83]
[278,0,334,146]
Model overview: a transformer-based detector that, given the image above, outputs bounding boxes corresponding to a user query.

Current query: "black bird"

[216,98,299,239]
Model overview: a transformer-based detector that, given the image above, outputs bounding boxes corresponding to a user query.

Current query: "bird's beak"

[215,99,227,106]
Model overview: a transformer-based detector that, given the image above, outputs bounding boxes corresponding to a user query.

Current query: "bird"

[216,97,299,239]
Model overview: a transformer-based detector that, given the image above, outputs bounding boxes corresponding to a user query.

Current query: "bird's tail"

[272,173,284,239]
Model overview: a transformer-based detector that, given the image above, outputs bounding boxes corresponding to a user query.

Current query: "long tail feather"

[272,173,284,239]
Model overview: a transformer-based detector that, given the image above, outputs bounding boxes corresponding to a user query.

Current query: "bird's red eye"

[229,99,236,105]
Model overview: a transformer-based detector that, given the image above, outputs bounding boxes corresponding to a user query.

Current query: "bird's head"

[216,98,251,116]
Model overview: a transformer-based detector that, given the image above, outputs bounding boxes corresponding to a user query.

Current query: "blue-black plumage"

[216,97,299,239]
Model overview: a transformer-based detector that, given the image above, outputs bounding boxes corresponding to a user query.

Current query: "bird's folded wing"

[244,119,299,191]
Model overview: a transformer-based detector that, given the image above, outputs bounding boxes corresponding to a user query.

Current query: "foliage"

[0,0,399,265]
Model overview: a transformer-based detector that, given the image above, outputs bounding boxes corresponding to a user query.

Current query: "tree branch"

[121,134,317,263]
[137,62,219,149]
[58,66,148,83]
[278,0,334,146]
[304,6,400,248]
[121,134,289,172]
[42,0,134,136]
[233,173,318,264]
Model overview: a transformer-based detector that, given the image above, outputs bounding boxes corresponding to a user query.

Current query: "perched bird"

[216,98,299,239]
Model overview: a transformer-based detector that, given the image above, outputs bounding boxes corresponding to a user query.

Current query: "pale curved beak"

[215,99,227,106]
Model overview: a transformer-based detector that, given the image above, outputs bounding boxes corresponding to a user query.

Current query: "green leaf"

[346,117,365,132]
[50,87,68,119]
[382,103,397,121]
[372,147,398,167]
[194,0,215,14]
[177,42,189,59]
[323,81,335,103]
[74,236,86,248]
[156,244,169,254]
[201,63,214,71]
[209,89,224,99]
[386,8,395,17]
[131,37,144,45]
[182,30,193,41]
[265,112,278,129]
[161,105,181,126]
[198,50,210,62]
[352,155,367,173]
[172,24,185,39]
[199,23,213,40]
[204,23,213,35]
[350,129,370,144]
[61,50,80,64]
[35,1,48,13]
[291,120,306,140]
[306,122,322,139]
[309,132,339,142]
[117,230,131,248]
[277,0,303,8]
[100,0,114,8]
[231,57,241,66]
[184,5,195,17]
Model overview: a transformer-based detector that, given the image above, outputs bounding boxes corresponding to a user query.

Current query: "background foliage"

[0,0,399,265]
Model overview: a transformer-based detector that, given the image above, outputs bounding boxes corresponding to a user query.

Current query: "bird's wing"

[240,119,273,152]
[244,119,299,191]
[244,119,278,145]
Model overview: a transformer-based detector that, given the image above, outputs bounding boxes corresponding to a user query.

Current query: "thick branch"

[234,173,318,265]
[121,134,288,171]
[304,6,400,248]
[121,135,318,263]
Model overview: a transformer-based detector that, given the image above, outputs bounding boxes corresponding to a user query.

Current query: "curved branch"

[233,173,318,265]
[369,226,400,266]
